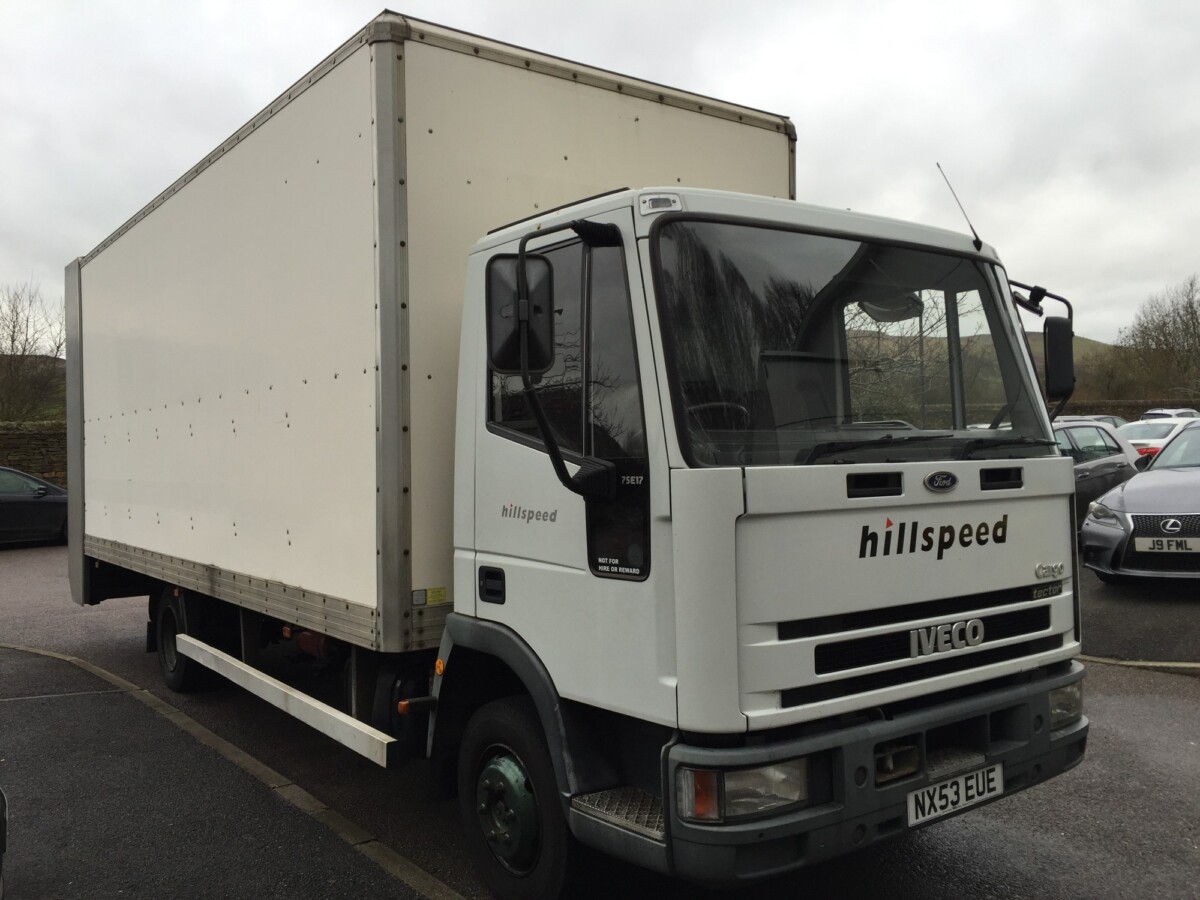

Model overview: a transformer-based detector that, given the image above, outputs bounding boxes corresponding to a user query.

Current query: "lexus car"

[1081,420,1200,582]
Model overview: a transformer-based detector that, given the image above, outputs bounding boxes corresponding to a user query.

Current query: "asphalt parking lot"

[0,644,447,900]
[1,545,1196,899]
[1076,566,1199,666]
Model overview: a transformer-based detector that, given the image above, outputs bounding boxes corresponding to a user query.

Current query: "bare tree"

[1117,275,1200,395]
[0,282,66,421]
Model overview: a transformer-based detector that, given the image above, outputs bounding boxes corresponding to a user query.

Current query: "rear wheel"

[457,696,574,900]
[156,591,203,692]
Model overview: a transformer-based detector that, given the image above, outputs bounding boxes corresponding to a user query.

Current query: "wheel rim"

[160,607,179,672]
[474,747,540,874]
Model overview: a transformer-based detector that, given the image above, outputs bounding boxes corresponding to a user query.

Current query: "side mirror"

[1043,316,1075,402]
[486,254,554,375]
[1135,454,1152,471]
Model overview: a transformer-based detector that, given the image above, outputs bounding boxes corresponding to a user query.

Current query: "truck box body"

[67,14,794,652]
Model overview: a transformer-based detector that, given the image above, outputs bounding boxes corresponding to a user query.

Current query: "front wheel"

[457,696,575,900]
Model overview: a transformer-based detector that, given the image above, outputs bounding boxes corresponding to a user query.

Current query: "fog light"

[1049,682,1083,730]
[676,759,809,823]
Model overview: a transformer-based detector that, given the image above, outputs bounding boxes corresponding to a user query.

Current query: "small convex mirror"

[1043,315,1075,401]
[486,254,554,375]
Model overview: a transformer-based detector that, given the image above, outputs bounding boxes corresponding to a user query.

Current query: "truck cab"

[443,186,1087,890]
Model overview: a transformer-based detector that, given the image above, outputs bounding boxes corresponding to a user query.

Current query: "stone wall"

[0,422,67,486]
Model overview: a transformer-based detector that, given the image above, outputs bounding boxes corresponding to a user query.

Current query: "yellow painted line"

[0,642,465,900]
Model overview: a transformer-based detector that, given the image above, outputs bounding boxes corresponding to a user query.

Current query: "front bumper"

[666,661,1088,887]
[1081,517,1200,578]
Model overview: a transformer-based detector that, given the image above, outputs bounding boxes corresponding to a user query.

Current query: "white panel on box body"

[74,17,794,653]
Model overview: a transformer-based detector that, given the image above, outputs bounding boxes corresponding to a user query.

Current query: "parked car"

[1081,420,1200,582]
[0,465,67,544]
[1140,407,1199,419]
[1055,414,1129,429]
[1116,417,1194,459]
[1053,419,1138,526]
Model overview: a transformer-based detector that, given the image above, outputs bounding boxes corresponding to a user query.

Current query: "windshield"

[652,219,1053,467]
[1118,422,1177,441]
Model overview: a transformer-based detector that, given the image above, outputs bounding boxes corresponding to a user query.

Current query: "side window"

[0,470,36,493]
[1073,425,1113,462]
[487,236,650,581]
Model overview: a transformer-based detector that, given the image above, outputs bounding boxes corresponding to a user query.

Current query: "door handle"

[478,567,506,605]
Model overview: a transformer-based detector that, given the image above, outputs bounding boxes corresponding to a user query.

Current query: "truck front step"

[571,787,664,841]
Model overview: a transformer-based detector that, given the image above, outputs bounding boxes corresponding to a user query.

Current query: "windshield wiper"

[957,436,1057,460]
[803,433,954,465]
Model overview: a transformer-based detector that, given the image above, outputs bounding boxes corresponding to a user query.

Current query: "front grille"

[782,635,1064,708]
[778,581,1060,641]
[1130,514,1200,538]
[814,606,1051,674]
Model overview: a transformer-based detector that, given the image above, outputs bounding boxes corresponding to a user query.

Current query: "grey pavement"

[1077,568,1200,665]
[0,646,431,900]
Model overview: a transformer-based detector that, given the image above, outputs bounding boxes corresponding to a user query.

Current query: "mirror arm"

[516,232,617,502]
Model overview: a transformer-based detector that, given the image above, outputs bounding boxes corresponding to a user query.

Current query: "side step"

[176,634,398,767]
[569,787,668,876]
[571,787,665,840]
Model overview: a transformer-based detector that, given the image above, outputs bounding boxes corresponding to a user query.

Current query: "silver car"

[1081,420,1200,582]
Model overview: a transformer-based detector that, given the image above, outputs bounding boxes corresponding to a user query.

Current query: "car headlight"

[676,758,810,822]
[1086,501,1120,524]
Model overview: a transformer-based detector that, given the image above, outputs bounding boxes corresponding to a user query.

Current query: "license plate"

[1134,537,1200,552]
[907,764,1004,827]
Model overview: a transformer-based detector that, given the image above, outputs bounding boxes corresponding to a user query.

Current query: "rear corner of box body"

[76,39,386,646]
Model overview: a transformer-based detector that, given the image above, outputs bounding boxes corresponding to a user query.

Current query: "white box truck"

[67,13,1087,899]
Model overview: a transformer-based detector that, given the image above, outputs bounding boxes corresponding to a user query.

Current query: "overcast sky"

[4,0,1198,342]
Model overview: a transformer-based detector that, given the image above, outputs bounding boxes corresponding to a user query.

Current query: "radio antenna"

[937,163,983,251]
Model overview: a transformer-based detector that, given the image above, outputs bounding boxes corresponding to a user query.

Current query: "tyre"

[457,696,575,900]
[155,590,204,692]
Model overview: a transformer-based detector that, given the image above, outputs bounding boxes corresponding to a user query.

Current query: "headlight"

[677,759,809,822]
[1049,682,1084,730]
[1086,501,1119,523]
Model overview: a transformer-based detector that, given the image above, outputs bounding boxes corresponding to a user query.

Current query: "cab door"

[471,208,674,725]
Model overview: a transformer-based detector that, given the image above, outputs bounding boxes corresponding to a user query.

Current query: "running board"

[176,634,398,767]
[571,787,665,840]
[569,787,668,876]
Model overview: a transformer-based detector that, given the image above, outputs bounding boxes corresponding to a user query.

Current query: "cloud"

[3,0,1199,342]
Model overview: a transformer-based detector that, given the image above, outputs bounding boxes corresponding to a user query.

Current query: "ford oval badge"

[924,471,958,493]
